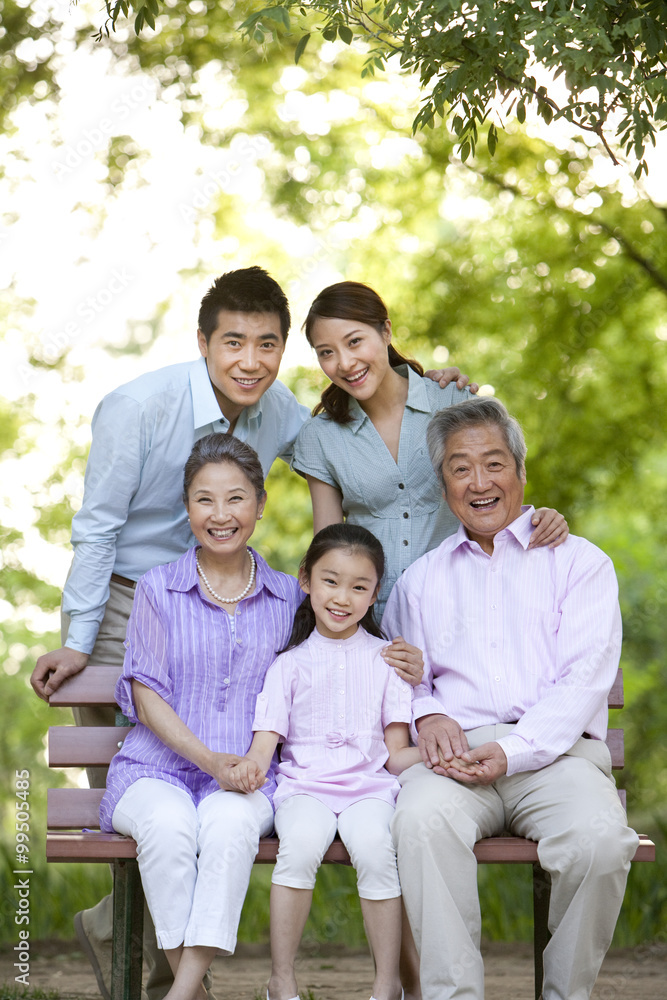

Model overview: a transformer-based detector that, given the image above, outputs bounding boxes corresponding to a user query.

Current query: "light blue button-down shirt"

[64,357,309,653]
[292,365,472,616]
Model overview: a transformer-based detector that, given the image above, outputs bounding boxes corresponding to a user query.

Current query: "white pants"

[392,729,640,1000]
[113,777,273,953]
[273,794,401,900]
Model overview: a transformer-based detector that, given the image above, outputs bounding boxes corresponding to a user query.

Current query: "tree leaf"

[294,32,311,63]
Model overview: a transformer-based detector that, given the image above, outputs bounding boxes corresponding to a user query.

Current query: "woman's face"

[185,461,265,562]
[309,315,392,403]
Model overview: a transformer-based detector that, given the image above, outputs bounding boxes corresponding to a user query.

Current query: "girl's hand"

[424,367,479,394]
[528,508,569,549]
[223,757,267,794]
[209,752,245,790]
[381,637,424,686]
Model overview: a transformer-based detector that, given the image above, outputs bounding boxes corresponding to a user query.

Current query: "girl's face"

[185,461,266,562]
[300,547,379,641]
[309,315,392,403]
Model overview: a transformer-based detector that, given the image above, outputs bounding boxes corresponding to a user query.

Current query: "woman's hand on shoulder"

[381,636,424,686]
[528,507,569,549]
[424,367,479,394]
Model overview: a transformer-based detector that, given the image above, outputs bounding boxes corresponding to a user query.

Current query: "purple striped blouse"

[99,546,303,832]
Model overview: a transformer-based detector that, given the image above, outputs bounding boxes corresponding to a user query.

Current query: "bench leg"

[112,859,144,1000]
[532,862,551,1000]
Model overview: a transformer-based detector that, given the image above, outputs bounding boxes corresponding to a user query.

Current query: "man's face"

[441,423,526,554]
[198,310,285,424]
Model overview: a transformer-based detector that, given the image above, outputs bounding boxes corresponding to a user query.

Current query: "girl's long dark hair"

[304,281,424,424]
[280,523,386,653]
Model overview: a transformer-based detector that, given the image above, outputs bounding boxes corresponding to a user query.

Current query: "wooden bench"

[47,665,655,1000]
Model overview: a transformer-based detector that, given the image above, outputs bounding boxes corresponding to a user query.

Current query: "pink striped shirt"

[382,506,622,776]
[252,627,413,813]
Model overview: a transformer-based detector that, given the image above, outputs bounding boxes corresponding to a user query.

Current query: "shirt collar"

[449,505,536,553]
[346,364,428,433]
[306,624,372,649]
[166,544,295,602]
[189,357,263,433]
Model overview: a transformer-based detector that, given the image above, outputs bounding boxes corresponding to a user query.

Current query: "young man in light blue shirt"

[31,266,308,701]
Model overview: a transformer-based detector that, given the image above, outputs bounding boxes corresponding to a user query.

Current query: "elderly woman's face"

[185,461,266,562]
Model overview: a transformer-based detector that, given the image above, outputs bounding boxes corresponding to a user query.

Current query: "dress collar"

[346,364,429,434]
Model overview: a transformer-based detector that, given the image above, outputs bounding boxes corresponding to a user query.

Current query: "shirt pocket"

[517,609,562,683]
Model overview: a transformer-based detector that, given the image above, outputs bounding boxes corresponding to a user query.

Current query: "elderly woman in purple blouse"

[99,433,302,1000]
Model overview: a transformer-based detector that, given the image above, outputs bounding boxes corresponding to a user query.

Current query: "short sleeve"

[291,417,342,489]
[114,576,173,722]
[381,664,413,729]
[252,654,293,739]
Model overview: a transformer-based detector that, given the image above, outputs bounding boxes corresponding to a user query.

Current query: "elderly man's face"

[441,423,526,554]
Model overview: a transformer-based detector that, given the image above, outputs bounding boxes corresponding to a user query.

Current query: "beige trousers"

[392,725,640,1000]
[62,577,176,1000]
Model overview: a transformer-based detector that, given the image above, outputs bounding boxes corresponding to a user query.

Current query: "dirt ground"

[1,939,665,1000]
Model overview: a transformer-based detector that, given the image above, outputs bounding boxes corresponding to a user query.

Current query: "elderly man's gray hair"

[427,398,527,490]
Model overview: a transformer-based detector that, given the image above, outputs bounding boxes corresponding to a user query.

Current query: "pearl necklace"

[196,549,256,604]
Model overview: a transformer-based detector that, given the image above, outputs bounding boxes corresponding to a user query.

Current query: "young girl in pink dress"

[227,523,425,1000]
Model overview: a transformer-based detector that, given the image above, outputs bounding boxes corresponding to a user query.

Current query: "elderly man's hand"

[31,647,90,701]
[417,714,470,768]
[381,636,424,686]
[435,741,508,785]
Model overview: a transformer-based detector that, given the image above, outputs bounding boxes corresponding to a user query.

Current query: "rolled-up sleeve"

[252,655,292,739]
[114,578,173,721]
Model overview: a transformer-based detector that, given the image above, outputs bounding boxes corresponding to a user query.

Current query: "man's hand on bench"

[31,647,90,701]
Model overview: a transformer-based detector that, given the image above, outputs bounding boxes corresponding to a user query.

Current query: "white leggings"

[112,777,273,953]
[273,794,401,900]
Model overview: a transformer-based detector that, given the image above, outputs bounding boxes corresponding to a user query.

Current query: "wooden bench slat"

[48,666,123,707]
[46,725,626,773]
[48,666,625,710]
[606,728,624,768]
[46,829,655,866]
[608,668,623,710]
[49,727,133,767]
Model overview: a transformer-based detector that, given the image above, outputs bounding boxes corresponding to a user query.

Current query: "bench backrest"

[47,665,628,830]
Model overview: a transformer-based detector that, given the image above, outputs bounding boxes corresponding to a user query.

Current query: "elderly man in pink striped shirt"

[383,397,639,1000]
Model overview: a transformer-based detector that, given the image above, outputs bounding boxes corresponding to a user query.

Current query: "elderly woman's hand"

[219,756,267,794]
[381,637,424,687]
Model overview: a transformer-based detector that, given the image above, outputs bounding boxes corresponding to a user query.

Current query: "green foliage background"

[1,0,666,951]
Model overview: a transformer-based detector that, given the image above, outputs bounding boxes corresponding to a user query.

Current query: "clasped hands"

[211,753,267,794]
[417,714,508,785]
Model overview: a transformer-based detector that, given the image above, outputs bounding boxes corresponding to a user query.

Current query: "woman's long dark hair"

[280,523,386,653]
[304,281,424,424]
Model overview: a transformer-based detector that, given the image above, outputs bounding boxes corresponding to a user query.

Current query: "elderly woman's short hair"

[426,398,527,489]
[182,433,266,503]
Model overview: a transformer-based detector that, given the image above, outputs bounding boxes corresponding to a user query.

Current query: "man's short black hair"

[198,266,290,343]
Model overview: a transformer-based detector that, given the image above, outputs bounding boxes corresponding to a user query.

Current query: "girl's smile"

[300,548,379,641]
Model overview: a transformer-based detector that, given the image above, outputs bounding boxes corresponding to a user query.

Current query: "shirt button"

[403,512,409,519]
[236,639,242,645]
[495,676,501,682]
[491,604,497,610]
[339,713,344,719]
[398,483,405,489]
[403,539,409,546]
[223,677,231,686]
[339,664,344,670]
